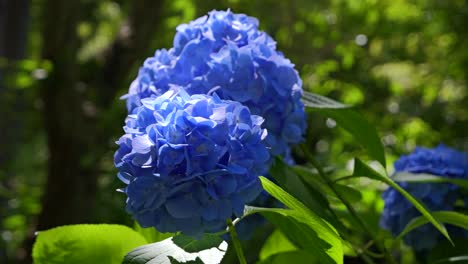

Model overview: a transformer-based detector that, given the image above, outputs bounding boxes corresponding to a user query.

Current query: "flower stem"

[227,219,247,264]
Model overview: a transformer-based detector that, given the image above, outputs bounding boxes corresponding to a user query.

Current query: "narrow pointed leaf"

[253,177,344,264]
[245,206,343,264]
[397,211,468,240]
[352,158,452,244]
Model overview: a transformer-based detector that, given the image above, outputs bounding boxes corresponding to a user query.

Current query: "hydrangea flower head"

[115,89,270,236]
[380,145,468,251]
[124,10,306,158]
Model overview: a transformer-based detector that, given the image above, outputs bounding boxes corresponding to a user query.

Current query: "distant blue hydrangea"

[124,10,306,158]
[380,145,468,251]
[115,89,270,237]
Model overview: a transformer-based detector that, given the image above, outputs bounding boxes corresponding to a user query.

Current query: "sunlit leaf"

[247,177,344,264]
[134,222,173,243]
[122,235,227,264]
[257,250,319,264]
[259,229,297,260]
[32,224,147,264]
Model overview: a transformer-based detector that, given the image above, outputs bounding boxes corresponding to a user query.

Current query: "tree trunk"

[36,0,94,231]
[18,0,166,262]
[0,0,30,262]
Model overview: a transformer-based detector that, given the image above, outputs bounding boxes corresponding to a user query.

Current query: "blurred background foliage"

[0,0,466,263]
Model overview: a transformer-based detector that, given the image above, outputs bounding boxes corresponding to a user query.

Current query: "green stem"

[227,219,247,264]
[301,146,396,264]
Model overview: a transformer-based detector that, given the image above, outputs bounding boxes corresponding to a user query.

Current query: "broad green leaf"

[257,250,319,264]
[302,91,386,167]
[32,224,147,264]
[259,230,297,260]
[122,236,227,264]
[397,211,468,240]
[257,177,343,264]
[392,172,468,189]
[352,158,452,244]
[134,222,173,243]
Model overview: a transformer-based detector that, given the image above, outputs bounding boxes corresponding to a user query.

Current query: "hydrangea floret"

[123,10,306,158]
[380,145,468,251]
[114,89,270,237]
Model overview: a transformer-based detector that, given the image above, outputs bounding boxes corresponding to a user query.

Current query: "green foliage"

[397,212,468,241]
[269,159,335,224]
[172,234,224,253]
[251,177,344,264]
[303,91,386,167]
[32,224,147,264]
[352,158,452,244]
[257,250,318,264]
[258,230,296,261]
[133,222,173,243]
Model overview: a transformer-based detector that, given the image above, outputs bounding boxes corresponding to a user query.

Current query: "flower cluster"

[124,10,306,157]
[380,145,468,251]
[116,10,307,237]
[115,89,269,236]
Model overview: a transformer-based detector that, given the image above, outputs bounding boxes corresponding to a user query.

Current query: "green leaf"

[392,172,468,189]
[32,224,147,264]
[257,250,319,264]
[255,208,342,264]
[259,176,327,220]
[133,222,173,243]
[259,230,297,260]
[122,236,227,264]
[302,91,386,167]
[352,158,452,244]
[256,177,343,264]
[334,184,362,203]
[397,211,468,240]
[172,234,223,253]
[293,165,361,203]
[269,159,334,222]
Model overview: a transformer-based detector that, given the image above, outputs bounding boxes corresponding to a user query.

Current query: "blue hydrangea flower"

[380,145,468,251]
[115,89,270,237]
[123,10,306,158]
